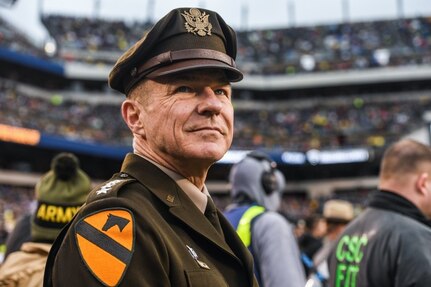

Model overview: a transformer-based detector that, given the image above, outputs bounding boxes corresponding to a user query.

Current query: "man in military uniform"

[44,7,258,287]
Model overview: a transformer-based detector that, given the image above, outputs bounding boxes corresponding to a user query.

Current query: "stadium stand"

[41,15,153,64]
[0,16,46,57]
[0,184,33,236]
[236,16,431,75]
[39,15,431,74]
[1,79,430,151]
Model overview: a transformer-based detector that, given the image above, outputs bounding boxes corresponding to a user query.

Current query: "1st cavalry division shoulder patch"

[75,208,135,287]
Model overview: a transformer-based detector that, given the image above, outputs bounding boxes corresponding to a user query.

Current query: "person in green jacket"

[0,152,91,287]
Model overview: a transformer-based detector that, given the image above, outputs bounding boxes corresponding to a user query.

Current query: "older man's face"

[128,69,234,169]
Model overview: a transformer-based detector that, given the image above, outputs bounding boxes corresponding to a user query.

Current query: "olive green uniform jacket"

[44,153,258,287]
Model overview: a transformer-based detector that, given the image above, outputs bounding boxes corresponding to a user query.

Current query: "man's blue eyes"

[175,86,192,93]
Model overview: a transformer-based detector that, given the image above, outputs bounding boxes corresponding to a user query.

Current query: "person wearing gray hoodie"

[224,151,306,287]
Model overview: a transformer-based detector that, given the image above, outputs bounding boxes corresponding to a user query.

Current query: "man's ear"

[416,172,429,195]
[121,100,145,138]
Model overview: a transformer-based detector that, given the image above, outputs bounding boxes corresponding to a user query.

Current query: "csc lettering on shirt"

[334,235,368,287]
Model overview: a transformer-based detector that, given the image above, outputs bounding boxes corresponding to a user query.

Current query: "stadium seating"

[38,15,431,74]
[1,80,430,151]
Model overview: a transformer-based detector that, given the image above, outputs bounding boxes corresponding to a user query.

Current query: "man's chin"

[188,146,227,162]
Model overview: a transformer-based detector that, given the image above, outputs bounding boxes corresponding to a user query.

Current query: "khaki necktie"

[205,196,224,236]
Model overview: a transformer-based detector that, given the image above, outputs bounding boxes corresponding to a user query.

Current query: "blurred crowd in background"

[1,14,430,73]
[1,80,430,151]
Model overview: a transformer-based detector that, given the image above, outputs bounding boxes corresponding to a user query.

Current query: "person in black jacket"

[328,139,431,287]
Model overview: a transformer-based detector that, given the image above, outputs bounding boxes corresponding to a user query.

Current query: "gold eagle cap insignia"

[181,8,212,37]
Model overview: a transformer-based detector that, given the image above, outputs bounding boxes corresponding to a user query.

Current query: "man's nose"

[196,87,223,115]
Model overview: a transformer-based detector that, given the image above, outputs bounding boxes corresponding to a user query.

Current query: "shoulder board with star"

[87,173,136,202]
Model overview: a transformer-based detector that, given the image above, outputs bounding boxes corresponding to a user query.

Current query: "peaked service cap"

[108,7,243,95]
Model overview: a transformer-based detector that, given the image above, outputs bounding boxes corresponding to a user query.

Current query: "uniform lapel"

[120,154,240,260]
[218,212,256,284]
[169,201,236,255]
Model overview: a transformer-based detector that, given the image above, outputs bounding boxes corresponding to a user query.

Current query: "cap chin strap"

[125,48,242,95]
[137,48,237,76]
